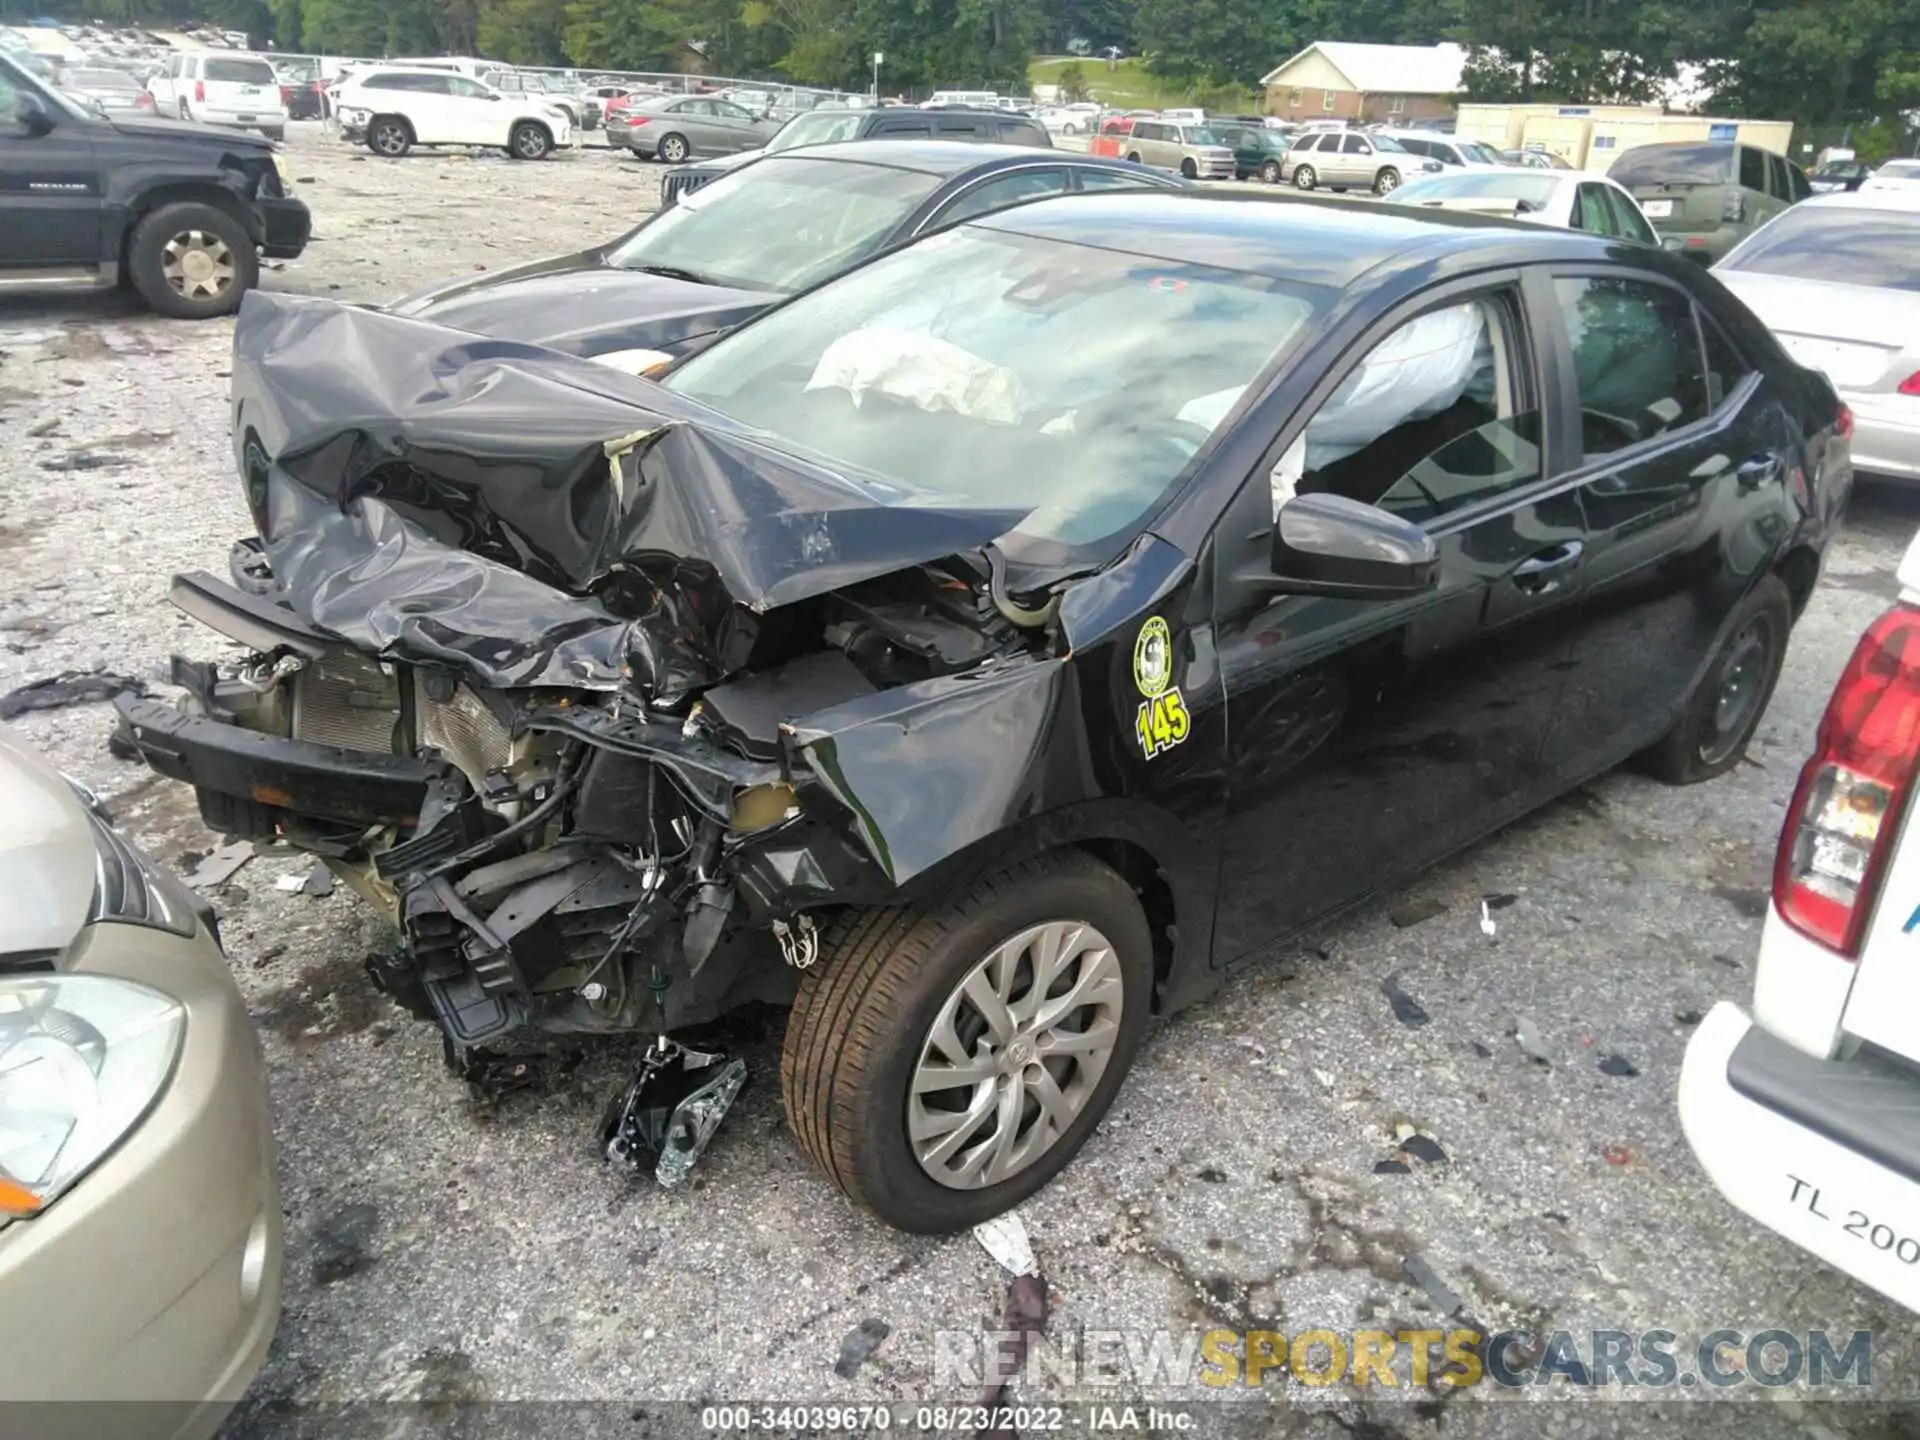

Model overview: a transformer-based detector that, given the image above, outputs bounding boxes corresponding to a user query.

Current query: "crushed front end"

[116,295,1076,1175]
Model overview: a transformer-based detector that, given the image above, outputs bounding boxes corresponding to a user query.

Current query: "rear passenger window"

[1739,146,1767,193]
[936,169,1068,224]
[1572,184,1616,235]
[1078,169,1152,191]
[1699,313,1752,408]
[1767,153,1792,199]
[935,116,987,137]
[1789,164,1812,202]
[872,117,931,136]
[1553,277,1710,457]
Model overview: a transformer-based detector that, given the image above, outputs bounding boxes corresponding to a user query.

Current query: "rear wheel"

[261,126,285,143]
[509,121,552,159]
[1637,575,1792,784]
[658,132,690,162]
[1374,166,1401,195]
[126,201,258,319]
[780,851,1152,1232]
[368,116,411,157]
[1293,164,1316,190]
[1260,159,1282,184]
[177,98,191,120]
[1126,150,1142,164]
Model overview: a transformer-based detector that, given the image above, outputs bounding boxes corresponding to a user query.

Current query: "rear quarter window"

[998,120,1048,147]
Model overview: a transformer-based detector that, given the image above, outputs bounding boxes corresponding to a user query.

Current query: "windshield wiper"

[623,263,714,286]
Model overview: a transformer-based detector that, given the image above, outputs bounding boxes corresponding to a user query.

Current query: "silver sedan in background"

[615,93,781,162]
[1714,190,1920,482]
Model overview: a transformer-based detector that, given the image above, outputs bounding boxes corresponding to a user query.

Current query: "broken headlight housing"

[0,976,185,1223]
[336,105,371,127]
[67,779,199,938]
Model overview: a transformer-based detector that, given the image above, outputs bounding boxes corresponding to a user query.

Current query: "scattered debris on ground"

[0,668,147,719]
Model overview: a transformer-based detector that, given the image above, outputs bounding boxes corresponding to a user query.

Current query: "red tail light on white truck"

[1682,527,1920,1317]
[1775,606,1920,955]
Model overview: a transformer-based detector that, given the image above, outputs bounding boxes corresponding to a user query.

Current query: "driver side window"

[1552,276,1709,459]
[1278,292,1542,526]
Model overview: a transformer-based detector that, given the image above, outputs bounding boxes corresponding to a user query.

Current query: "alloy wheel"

[159,230,236,302]
[908,920,1125,1190]
[372,122,407,156]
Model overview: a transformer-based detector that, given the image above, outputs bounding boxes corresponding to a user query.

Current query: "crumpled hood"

[391,252,777,357]
[229,291,1029,700]
[0,731,97,955]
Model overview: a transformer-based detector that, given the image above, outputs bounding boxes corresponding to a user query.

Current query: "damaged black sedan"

[118,191,1851,1232]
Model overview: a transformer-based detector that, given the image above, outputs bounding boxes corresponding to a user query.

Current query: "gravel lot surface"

[4,122,1920,1439]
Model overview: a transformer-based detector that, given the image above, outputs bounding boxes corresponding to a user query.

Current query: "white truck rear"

[1683,527,1920,1311]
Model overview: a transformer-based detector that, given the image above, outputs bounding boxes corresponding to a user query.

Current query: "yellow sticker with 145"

[1135,688,1191,760]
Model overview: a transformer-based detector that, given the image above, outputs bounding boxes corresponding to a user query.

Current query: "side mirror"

[1269,492,1437,600]
[14,91,55,135]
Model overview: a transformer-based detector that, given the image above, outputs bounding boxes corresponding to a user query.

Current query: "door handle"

[1736,454,1781,491]
[1512,540,1584,594]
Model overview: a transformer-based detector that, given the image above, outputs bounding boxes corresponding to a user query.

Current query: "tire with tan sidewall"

[780,851,1152,1233]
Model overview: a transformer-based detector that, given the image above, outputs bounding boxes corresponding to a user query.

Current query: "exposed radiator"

[417,678,512,788]
[290,651,402,754]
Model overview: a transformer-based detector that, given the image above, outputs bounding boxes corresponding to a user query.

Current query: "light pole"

[872,51,882,101]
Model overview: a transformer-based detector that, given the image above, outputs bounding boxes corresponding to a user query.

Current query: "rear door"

[1535,269,1798,778]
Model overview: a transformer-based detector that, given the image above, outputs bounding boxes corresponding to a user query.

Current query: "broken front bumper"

[112,694,451,828]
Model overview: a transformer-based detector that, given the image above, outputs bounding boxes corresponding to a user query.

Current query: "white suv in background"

[147,52,288,140]
[1681,517,1920,1314]
[332,68,572,160]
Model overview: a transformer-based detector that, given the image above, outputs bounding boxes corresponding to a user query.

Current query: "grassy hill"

[1027,55,1260,113]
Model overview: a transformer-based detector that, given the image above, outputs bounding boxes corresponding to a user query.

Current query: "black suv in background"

[0,52,310,318]
[661,104,1051,205]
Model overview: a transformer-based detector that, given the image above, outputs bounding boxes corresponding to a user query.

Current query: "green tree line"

[14,0,1916,140]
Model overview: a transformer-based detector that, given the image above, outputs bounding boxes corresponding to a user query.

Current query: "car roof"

[778,139,1080,176]
[965,189,1620,285]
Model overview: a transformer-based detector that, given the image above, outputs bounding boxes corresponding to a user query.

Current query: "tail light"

[628,116,649,127]
[1722,189,1744,223]
[280,85,292,105]
[1899,372,1920,398]
[1775,607,1920,955]
[194,80,206,102]
[1837,402,1855,440]
[135,91,154,109]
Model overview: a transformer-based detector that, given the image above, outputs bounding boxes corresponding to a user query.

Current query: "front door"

[1210,278,1588,959]
[0,73,99,269]
[444,75,500,145]
[1535,270,1798,780]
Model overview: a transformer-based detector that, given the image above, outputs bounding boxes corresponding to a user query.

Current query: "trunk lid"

[1715,273,1920,392]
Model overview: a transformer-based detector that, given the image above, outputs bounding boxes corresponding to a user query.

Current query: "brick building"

[1260,42,1465,125]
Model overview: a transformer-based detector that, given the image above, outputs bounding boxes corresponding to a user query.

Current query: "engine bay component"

[600,1038,748,1186]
